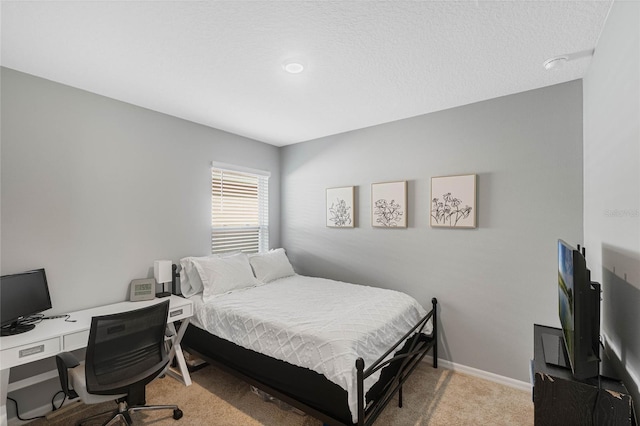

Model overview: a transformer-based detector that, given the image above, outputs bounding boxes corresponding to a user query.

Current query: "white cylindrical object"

[154,260,172,284]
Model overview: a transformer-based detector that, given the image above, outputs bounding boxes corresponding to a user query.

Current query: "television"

[1,268,53,336]
[556,239,601,380]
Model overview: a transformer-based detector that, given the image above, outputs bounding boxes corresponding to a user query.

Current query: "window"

[211,163,269,254]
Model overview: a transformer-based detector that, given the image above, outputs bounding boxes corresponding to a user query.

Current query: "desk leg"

[166,319,192,387]
[1,368,9,426]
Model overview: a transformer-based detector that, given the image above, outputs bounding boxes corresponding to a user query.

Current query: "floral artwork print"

[431,193,472,226]
[329,198,352,227]
[371,181,407,228]
[326,186,355,227]
[430,174,476,228]
[374,199,403,227]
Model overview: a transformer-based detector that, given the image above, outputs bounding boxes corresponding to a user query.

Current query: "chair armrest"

[55,352,80,399]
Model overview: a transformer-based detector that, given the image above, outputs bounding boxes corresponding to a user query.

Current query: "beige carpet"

[29,363,533,425]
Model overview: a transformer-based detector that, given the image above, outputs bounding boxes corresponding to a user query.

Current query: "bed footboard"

[356,297,438,426]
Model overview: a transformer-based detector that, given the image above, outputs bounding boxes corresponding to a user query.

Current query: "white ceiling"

[1,1,613,146]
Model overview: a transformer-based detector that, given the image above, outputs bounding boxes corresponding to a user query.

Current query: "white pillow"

[179,252,242,297]
[249,248,296,284]
[195,252,259,302]
[179,256,210,297]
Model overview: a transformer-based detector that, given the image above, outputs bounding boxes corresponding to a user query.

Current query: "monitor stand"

[541,333,570,369]
[1,322,35,337]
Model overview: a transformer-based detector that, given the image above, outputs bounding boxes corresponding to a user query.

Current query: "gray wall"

[1,67,281,313]
[1,67,280,417]
[281,81,584,384]
[583,0,640,409]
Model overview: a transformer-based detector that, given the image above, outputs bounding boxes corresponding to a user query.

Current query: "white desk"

[0,295,194,426]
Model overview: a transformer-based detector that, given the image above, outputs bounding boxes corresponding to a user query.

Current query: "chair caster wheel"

[173,409,183,420]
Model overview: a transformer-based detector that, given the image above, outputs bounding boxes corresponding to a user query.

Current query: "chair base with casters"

[56,351,183,425]
[74,398,183,426]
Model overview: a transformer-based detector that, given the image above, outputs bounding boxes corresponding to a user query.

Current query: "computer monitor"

[1,268,53,336]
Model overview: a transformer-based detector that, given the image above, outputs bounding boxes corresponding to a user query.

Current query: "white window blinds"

[211,164,269,255]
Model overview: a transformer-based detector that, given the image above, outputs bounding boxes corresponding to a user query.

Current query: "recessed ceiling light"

[283,61,304,74]
[543,56,569,71]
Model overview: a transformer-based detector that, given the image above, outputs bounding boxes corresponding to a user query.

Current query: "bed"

[171,249,438,426]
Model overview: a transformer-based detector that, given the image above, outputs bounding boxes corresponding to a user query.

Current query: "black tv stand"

[533,324,635,425]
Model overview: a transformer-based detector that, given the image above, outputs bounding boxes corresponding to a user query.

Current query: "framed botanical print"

[326,186,355,227]
[430,174,477,228]
[371,181,407,228]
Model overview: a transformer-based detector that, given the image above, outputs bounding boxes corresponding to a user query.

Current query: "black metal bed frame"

[171,264,438,426]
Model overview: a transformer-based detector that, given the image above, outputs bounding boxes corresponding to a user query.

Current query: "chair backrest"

[85,300,170,395]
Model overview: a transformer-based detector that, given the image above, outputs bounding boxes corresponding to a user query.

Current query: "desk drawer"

[168,304,192,322]
[1,337,60,368]
[63,330,89,351]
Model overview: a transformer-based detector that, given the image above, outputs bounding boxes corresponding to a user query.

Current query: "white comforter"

[190,274,431,423]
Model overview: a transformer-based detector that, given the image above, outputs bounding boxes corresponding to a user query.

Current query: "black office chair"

[56,300,183,425]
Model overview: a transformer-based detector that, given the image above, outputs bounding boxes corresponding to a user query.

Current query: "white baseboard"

[422,355,532,392]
